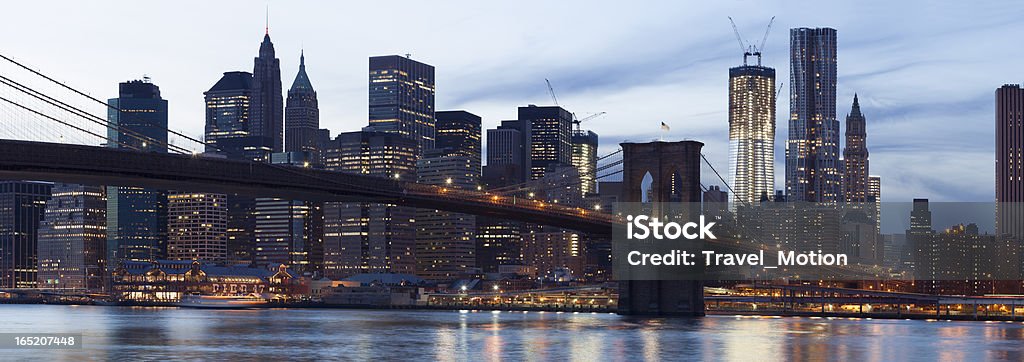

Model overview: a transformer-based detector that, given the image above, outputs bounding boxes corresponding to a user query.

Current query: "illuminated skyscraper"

[416,150,478,281]
[483,120,530,185]
[204,71,255,157]
[843,94,870,202]
[996,85,1024,240]
[368,55,436,154]
[572,130,599,195]
[520,105,573,180]
[728,63,776,206]
[167,192,227,262]
[787,27,840,202]
[251,31,284,153]
[37,183,106,291]
[107,80,168,263]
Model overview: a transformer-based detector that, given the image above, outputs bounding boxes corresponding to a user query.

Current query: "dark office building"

[368,55,436,154]
[483,120,531,186]
[0,181,52,288]
[285,51,322,157]
[996,85,1024,240]
[519,105,573,180]
[435,110,482,170]
[107,80,168,263]
[786,27,840,202]
[252,32,284,153]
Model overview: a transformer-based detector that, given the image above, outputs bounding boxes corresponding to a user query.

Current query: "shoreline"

[10,299,1024,322]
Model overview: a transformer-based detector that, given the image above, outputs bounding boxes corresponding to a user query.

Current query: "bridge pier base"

[615,141,705,317]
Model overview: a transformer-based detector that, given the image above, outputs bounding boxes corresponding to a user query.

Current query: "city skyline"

[0,1,1021,202]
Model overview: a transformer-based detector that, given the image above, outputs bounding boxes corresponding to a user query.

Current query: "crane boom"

[545,78,559,106]
[758,16,776,55]
[728,16,746,54]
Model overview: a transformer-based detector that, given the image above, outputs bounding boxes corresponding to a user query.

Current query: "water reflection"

[3,305,1024,360]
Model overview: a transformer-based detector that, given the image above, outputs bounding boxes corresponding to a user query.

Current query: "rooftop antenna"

[265,4,270,35]
[405,53,412,59]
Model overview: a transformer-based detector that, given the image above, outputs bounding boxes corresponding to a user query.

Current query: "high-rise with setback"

[285,51,323,156]
[251,31,284,154]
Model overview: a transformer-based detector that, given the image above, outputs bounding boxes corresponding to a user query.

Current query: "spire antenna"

[265,4,270,35]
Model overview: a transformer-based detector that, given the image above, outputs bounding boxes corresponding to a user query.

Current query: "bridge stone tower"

[617,140,705,316]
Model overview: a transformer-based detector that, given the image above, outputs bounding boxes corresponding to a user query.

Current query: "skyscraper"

[167,192,227,262]
[37,183,106,291]
[251,31,284,153]
[907,198,934,282]
[285,51,321,155]
[107,80,168,263]
[322,131,418,278]
[996,85,1024,240]
[519,105,573,180]
[254,152,324,275]
[843,94,870,203]
[728,63,776,206]
[787,27,840,203]
[0,181,51,288]
[368,55,436,154]
[572,130,600,195]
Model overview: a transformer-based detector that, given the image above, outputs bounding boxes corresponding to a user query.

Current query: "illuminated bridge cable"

[0,94,139,150]
[0,75,192,154]
[0,52,218,152]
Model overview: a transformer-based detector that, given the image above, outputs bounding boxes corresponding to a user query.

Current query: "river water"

[2,305,1023,361]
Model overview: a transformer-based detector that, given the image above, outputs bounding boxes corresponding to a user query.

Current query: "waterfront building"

[254,152,324,275]
[37,183,106,291]
[0,181,51,288]
[167,192,227,262]
[110,260,296,303]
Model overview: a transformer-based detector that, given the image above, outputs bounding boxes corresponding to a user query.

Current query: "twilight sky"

[1,0,1022,202]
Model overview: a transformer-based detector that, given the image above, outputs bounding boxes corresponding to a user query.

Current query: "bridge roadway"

[0,140,614,235]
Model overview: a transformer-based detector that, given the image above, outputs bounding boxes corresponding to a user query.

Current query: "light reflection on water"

[2,305,1024,361]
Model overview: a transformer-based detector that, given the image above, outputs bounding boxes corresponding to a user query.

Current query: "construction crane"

[545,78,559,106]
[573,111,606,131]
[728,16,775,66]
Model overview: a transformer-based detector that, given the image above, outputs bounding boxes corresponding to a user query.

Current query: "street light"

[445,178,453,185]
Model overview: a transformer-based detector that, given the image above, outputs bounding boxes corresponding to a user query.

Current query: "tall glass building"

[996,84,1024,240]
[786,27,840,202]
[728,64,776,206]
[106,80,168,263]
[368,55,436,154]
[37,183,105,291]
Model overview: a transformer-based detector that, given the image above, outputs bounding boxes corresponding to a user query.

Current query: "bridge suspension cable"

[0,52,216,153]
